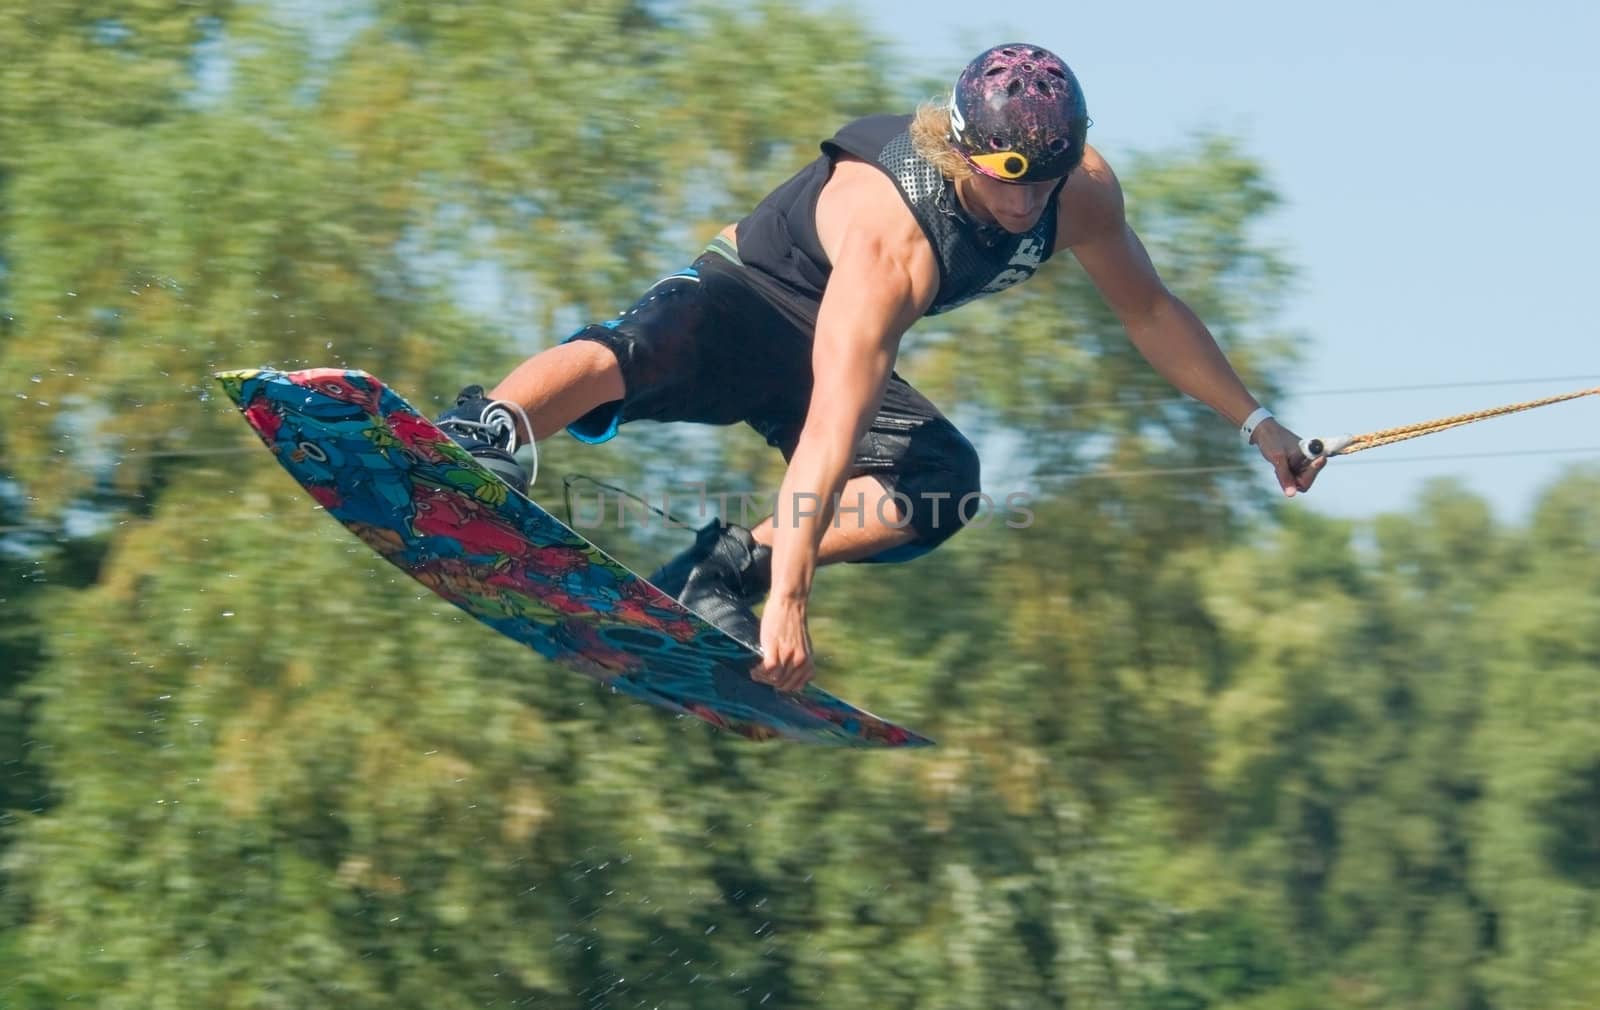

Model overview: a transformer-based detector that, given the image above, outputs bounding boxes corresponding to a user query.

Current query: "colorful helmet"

[948,44,1089,183]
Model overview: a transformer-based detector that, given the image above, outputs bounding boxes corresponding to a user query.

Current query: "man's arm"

[1061,153,1323,495]
[754,159,939,689]
[764,239,911,605]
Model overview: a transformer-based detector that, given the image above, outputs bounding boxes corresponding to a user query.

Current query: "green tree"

[16,4,1588,1009]
[1470,470,1600,1010]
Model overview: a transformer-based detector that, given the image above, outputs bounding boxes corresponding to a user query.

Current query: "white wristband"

[1239,406,1274,445]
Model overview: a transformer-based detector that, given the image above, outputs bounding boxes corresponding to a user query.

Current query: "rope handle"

[1301,386,1600,459]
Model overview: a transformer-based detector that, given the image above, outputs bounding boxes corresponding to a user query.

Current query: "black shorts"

[563,252,981,560]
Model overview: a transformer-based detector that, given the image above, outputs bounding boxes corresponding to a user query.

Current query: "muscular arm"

[1063,156,1261,426]
[767,160,938,607]
[742,158,941,689]
[1060,149,1321,494]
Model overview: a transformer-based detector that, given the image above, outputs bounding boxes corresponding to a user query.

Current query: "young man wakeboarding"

[435,43,1325,693]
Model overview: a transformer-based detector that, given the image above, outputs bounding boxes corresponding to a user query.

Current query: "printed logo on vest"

[933,234,1048,314]
[980,235,1046,294]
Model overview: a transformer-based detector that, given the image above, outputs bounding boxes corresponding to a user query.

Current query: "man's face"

[964,173,1061,234]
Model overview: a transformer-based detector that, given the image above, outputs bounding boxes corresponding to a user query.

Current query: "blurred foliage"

[1,2,1597,1009]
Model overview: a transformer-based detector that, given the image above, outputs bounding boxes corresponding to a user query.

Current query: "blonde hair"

[909,100,973,182]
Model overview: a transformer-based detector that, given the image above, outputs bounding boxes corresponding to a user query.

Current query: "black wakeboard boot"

[434,385,533,491]
[647,519,772,647]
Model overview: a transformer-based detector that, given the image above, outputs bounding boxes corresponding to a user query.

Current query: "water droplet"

[221,611,235,617]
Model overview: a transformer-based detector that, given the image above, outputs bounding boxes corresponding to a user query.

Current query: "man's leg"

[741,371,983,572]
[488,340,625,443]
[747,474,917,564]
[445,256,733,460]
[645,477,912,647]
[661,394,979,645]
[434,340,626,489]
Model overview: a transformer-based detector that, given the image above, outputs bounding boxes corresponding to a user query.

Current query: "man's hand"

[753,596,815,693]
[1252,417,1325,496]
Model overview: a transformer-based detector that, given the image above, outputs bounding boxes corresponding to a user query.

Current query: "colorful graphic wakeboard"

[215,367,931,748]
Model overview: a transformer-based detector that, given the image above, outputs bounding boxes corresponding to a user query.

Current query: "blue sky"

[845,0,1600,522]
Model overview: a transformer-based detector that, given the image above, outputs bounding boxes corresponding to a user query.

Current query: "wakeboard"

[215,367,931,748]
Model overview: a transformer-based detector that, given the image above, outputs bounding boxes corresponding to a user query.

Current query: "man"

[436,43,1325,693]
